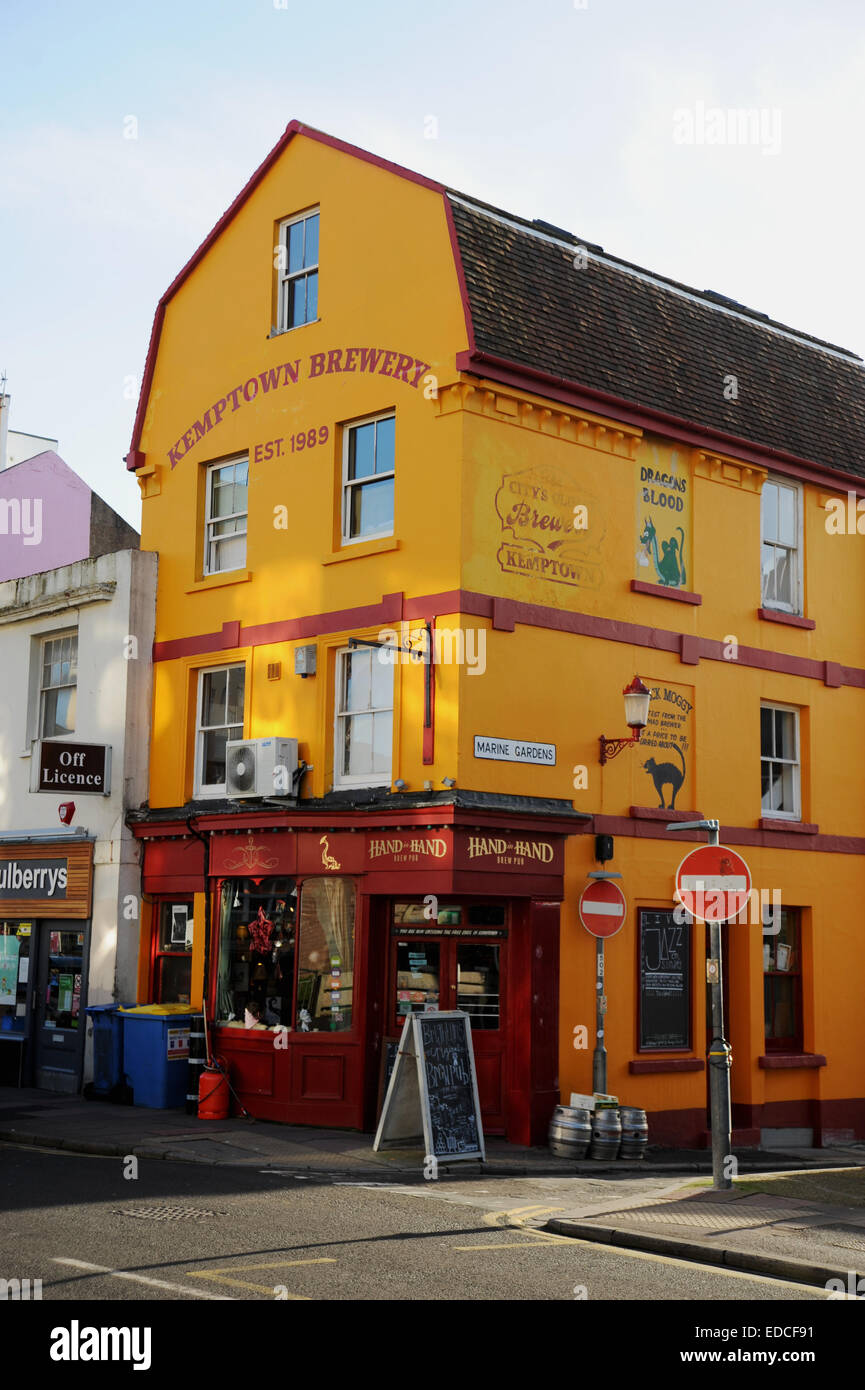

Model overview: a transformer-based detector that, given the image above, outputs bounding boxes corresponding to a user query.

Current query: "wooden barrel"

[619,1106,648,1158]
[590,1106,622,1160]
[548,1105,592,1160]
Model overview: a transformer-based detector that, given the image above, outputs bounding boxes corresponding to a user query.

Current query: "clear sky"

[2,0,862,526]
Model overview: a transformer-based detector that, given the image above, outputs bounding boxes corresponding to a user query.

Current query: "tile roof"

[447,194,865,479]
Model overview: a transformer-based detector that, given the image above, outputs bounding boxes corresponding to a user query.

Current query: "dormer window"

[276,209,319,332]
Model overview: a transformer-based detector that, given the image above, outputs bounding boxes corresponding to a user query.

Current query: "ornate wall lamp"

[599,676,651,765]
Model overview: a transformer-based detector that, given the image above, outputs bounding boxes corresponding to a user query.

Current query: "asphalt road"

[0,1144,832,1304]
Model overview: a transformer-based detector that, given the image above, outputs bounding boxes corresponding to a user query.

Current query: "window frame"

[763,906,803,1052]
[760,476,803,615]
[151,900,194,1005]
[39,630,78,740]
[276,208,320,334]
[193,663,246,798]
[341,411,396,546]
[760,701,801,821]
[333,645,393,790]
[203,457,248,577]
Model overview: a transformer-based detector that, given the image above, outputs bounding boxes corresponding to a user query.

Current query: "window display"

[216,878,297,1025]
[296,878,355,1031]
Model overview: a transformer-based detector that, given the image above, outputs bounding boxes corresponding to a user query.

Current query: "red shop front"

[135,808,582,1146]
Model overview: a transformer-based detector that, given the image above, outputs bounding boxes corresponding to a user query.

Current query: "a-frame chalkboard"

[373,1011,485,1164]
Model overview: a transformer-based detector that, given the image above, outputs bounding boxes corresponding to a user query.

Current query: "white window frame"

[760,701,801,821]
[760,476,803,615]
[333,646,393,789]
[39,630,78,740]
[194,664,246,798]
[276,208,320,333]
[204,457,248,577]
[341,411,395,546]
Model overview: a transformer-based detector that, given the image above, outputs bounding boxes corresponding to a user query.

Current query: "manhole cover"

[114,1205,223,1221]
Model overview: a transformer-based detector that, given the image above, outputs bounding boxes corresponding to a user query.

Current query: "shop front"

[0,839,94,1092]
[136,810,583,1145]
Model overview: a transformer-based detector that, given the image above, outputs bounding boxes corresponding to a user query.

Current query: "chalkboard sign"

[638,908,691,1050]
[373,1012,485,1164]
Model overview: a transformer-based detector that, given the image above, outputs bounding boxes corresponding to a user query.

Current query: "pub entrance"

[386,900,508,1134]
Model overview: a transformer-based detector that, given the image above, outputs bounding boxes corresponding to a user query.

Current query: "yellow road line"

[454,1241,564,1251]
[189,1257,336,1298]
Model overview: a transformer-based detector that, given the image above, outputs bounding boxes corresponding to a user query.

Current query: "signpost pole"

[704,821,733,1193]
[583,870,623,1097]
[667,819,734,1193]
[592,936,606,1094]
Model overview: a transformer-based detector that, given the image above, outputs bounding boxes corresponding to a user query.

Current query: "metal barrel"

[590,1105,622,1160]
[619,1106,648,1159]
[548,1105,592,1160]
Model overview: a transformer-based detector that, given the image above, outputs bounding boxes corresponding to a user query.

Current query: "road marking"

[537,1236,834,1294]
[189,1257,336,1298]
[484,1204,565,1227]
[51,1258,233,1300]
[454,1241,564,1251]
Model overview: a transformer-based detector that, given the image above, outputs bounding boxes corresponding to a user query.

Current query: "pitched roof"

[447,194,865,479]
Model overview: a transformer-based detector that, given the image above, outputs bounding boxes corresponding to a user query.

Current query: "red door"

[387,922,507,1134]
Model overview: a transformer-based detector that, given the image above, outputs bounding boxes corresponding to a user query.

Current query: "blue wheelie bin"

[118,1004,196,1108]
[85,1004,132,1097]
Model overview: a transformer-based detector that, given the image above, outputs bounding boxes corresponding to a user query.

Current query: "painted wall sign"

[495,464,604,590]
[473,735,556,766]
[32,741,111,796]
[366,834,452,870]
[167,346,431,469]
[211,831,297,877]
[453,831,563,874]
[634,680,695,811]
[635,441,692,588]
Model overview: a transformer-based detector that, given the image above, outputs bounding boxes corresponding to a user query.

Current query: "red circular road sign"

[579,879,627,938]
[675,844,752,924]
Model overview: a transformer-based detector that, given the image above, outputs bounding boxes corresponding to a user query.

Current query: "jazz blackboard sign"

[638,908,691,1050]
[373,1011,485,1164]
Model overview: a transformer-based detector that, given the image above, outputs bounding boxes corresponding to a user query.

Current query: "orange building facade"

[127,121,865,1148]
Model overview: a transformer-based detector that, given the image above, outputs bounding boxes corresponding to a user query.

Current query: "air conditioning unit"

[225,737,298,798]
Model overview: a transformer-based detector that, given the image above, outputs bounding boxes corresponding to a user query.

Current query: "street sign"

[579,879,627,938]
[675,844,751,924]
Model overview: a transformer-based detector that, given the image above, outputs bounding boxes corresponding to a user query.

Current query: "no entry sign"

[579,879,627,938]
[675,844,751,924]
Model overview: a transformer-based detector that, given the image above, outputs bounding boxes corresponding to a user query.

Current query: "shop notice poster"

[0,934,20,1005]
[633,680,695,812]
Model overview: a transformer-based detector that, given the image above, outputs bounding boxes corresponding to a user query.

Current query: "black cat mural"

[642,743,686,809]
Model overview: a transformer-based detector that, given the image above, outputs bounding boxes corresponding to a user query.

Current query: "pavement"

[3,1085,865,1294]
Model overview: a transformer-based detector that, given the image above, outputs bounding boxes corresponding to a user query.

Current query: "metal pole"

[705,821,732,1191]
[592,936,606,1094]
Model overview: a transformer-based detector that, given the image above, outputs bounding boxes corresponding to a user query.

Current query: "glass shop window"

[44,928,85,1029]
[0,921,31,1034]
[296,878,356,1032]
[456,943,500,1030]
[153,902,194,1004]
[216,878,297,1028]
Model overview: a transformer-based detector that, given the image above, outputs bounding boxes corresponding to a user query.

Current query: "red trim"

[457,349,865,494]
[631,580,702,605]
[126,123,480,469]
[630,807,703,822]
[423,617,435,764]
[758,1053,827,1069]
[629,1058,704,1073]
[592,812,864,854]
[151,586,865,693]
[759,819,819,834]
[758,608,816,630]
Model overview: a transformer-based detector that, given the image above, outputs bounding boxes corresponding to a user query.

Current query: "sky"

[2,0,863,527]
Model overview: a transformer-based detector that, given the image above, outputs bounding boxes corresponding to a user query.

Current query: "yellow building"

[128,120,865,1148]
